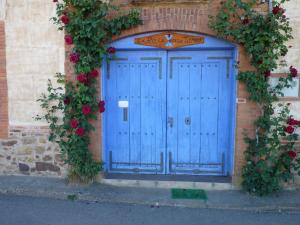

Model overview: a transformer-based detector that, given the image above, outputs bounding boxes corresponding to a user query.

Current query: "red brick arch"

[65,2,262,181]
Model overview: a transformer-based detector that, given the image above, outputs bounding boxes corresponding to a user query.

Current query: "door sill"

[100,173,234,190]
[104,173,231,183]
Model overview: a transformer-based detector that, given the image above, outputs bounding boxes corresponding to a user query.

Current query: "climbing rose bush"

[36,0,142,182]
[209,0,300,195]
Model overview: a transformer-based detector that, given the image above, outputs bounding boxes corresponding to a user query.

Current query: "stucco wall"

[5,0,64,126]
[274,1,300,122]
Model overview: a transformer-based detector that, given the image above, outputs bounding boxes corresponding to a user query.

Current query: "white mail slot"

[118,101,129,108]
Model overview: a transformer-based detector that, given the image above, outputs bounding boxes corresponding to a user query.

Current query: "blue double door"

[104,50,234,176]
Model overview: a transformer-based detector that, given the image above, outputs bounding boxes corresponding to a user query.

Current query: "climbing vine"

[36,0,142,182]
[210,0,300,195]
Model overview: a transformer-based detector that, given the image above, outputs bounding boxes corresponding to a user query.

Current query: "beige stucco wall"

[5,0,64,126]
[279,1,300,117]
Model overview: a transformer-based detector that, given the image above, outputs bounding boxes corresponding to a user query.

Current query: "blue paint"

[103,32,237,176]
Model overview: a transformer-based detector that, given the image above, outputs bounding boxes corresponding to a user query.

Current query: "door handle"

[168,117,174,128]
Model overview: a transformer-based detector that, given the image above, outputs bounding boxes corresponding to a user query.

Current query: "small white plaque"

[118,101,129,108]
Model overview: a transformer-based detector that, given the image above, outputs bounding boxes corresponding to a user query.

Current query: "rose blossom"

[82,105,92,115]
[64,35,73,45]
[287,150,297,160]
[264,71,271,78]
[60,15,69,25]
[289,66,298,77]
[285,126,295,134]
[70,119,79,129]
[107,47,116,54]
[99,100,105,113]
[89,69,99,78]
[287,118,300,126]
[75,127,85,136]
[63,96,71,105]
[69,52,80,63]
[77,74,88,84]
[242,17,250,25]
[272,5,284,15]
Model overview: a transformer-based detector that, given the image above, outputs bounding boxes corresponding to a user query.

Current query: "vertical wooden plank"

[167,59,179,173]
[106,61,118,166]
[129,63,141,165]
[116,63,130,166]
[177,63,191,165]
[189,63,202,164]
[200,63,220,167]
[140,63,152,167]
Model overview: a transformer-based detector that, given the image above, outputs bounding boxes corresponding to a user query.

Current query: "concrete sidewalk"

[0,175,300,213]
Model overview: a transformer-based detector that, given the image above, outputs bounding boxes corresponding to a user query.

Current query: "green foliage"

[37,1,142,183]
[210,0,300,195]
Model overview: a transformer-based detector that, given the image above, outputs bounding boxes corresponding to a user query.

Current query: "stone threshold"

[100,174,235,190]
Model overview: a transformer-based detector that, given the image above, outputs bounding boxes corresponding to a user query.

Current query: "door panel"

[167,51,233,175]
[105,51,167,173]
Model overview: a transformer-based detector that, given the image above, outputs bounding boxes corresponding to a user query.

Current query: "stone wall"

[0,126,67,176]
[0,0,66,177]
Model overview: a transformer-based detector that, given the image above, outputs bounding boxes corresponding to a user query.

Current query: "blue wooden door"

[104,51,167,173]
[105,49,234,175]
[167,50,233,175]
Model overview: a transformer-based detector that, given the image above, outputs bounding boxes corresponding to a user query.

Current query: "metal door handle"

[168,117,174,128]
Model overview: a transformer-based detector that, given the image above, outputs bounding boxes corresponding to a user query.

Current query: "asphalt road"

[0,195,300,225]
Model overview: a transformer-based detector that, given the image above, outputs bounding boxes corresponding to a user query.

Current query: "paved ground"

[0,194,300,225]
[0,176,300,211]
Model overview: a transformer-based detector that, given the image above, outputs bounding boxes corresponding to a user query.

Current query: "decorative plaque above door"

[134,32,205,49]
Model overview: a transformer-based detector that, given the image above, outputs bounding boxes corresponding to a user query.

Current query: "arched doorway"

[102,32,237,176]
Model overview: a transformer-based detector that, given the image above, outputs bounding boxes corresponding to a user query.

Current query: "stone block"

[1,140,17,146]
[35,146,45,154]
[17,146,33,155]
[35,162,60,172]
[18,163,29,172]
[21,137,36,145]
[42,155,52,161]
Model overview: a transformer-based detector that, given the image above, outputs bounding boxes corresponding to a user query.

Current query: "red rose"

[242,17,250,25]
[82,105,92,115]
[257,60,263,65]
[77,74,88,84]
[75,127,85,136]
[53,0,58,2]
[99,100,105,113]
[70,119,79,129]
[70,52,80,63]
[285,126,295,134]
[64,35,73,45]
[60,15,69,25]
[107,47,116,54]
[287,118,300,126]
[63,96,71,105]
[264,71,271,78]
[289,66,298,77]
[89,69,99,78]
[287,150,297,160]
[272,5,284,15]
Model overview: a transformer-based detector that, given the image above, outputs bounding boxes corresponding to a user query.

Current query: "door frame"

[101,31,238,176]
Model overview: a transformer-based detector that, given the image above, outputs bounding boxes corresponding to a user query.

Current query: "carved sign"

[134,32,205,49]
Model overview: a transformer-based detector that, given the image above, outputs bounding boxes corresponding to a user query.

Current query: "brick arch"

[71,4,259,181]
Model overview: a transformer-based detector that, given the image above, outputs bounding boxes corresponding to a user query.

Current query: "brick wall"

[0,21,8,139]
[64,0,265,180]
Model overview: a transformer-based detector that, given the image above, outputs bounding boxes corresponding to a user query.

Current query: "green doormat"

[171,188,207,200]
